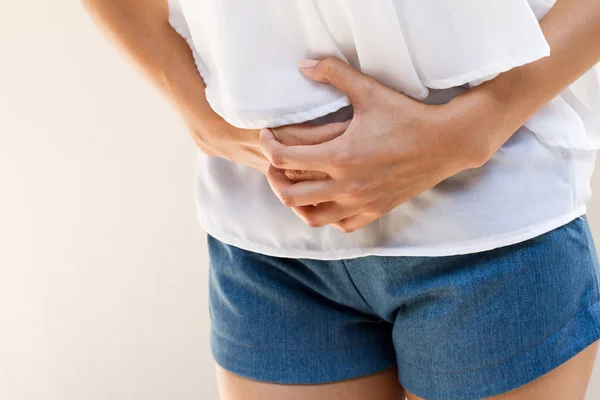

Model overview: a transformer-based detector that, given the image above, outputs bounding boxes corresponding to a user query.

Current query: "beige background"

[1,1,599,399]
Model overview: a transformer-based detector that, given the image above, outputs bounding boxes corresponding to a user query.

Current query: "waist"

[191,125,596,259]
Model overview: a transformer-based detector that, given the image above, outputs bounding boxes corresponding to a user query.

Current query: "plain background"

[1,1,599,399]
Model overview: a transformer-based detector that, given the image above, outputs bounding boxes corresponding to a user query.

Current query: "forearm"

[80,0,238,150]
[450,0,600,156]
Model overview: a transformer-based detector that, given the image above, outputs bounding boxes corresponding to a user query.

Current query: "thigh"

[205,233,400,396]
[216,364,406,400]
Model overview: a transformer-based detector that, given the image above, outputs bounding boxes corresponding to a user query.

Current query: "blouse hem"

[421,46,551,89]
[534,138,600,151]
[211,96,352,129]
[196,204,587,260]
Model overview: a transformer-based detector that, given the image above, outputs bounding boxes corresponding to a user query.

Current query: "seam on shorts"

[339,258,381,317]
[211,327,391,352]
[397,298,600,374]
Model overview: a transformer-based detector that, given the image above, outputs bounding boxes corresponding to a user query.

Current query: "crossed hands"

[258,57,495,233]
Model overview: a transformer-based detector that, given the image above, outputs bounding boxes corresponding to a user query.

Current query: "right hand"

[189,118,350,182]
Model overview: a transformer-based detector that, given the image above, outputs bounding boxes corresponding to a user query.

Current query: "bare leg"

[404,340,599,400]
[215,364,406,400]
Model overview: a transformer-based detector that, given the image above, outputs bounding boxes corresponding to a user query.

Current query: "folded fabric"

[169,0,600,150]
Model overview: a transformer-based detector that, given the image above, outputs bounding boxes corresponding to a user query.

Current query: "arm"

[450,0,600,158]
[80,0,268,173]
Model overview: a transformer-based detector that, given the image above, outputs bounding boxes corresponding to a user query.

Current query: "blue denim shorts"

[207,214,600,400]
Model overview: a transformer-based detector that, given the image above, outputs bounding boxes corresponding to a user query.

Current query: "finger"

[265,164,295,203]
[299,56,379,106]
[259,128,338,171]
[284,169,328,182]
[266,164,337,207]
[271,120,351,146]
[333,214,380,233]
[293,201,359,228]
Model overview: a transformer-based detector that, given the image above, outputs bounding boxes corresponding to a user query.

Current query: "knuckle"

[346,181,368,199]
[321,57,340,82]
[372,205,385,215]
[279,192,295,207]
[269,148,286,168]
[305,218,321,228]
[362,202,382,215]
[331,149,354,168]
[338,223,354,233]
[375,203,391,215]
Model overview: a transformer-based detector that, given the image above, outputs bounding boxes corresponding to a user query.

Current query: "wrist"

[186,112,259,157]
[444,84,516,167]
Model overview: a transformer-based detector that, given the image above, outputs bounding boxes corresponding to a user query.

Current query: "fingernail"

[299,59,319,69]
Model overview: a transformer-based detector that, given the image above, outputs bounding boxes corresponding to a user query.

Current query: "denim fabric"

[207,214,600,400]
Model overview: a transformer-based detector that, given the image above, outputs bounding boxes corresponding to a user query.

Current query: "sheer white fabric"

[169,0,600,150]
[166,0,598,260]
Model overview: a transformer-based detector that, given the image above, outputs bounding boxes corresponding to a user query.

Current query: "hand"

[186,115,346,180]
[260,57,498,233]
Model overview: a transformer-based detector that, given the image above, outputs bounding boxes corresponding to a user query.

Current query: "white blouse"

[168,0,600,260]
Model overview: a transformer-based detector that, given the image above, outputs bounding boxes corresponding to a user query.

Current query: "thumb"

[299,56,378,107]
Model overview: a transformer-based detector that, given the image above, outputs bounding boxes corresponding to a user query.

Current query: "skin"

[80,0,600,398]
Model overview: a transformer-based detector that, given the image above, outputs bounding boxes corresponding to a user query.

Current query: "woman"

[81,0,600,398]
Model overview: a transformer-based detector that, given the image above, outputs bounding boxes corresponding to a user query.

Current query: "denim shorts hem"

[397,299,600,400]
[209,327,398,385]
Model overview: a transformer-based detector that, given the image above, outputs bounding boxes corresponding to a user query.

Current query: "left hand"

[260,57,504,233]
